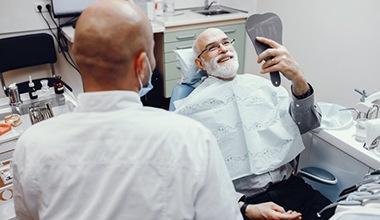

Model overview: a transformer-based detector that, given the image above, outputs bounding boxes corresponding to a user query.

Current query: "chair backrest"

[0,33,57,96]
[168,84,195,111]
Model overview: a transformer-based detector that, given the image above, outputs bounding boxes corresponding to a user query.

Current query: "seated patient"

[174,28,334,220]
[12,1,242,219]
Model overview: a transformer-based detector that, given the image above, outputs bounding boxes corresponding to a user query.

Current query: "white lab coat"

[13,91,242,220]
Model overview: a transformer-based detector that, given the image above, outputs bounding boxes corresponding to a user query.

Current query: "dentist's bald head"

[72,0,155,92]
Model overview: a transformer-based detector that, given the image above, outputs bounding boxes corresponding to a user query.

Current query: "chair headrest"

[174,48,207,88]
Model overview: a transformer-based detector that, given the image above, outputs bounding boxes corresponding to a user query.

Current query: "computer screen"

[51,0,96,18]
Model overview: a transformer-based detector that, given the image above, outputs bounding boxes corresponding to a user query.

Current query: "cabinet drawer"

[165,53,177,63]
[164,28,206,43]
[164,62,181,81]
[164,40,194,55]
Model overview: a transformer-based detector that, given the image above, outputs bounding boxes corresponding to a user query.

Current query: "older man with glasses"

[174,28,333,220]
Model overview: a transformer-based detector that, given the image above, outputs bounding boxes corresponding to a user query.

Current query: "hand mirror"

[245,12,283,87]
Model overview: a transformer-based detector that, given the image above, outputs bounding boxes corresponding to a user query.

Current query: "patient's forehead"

[197,29,228,48]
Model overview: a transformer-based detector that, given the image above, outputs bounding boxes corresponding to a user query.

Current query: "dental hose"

[316,200,362,218]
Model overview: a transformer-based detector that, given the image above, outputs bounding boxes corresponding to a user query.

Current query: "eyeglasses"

[197,38,235,58]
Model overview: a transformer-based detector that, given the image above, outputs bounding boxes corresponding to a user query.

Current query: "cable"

[46,4,59,28]
[39,5,80,73]
[38,7,59,42]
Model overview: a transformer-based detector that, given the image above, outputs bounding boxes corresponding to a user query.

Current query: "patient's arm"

[289,83,321,134]
[241,202,302,220]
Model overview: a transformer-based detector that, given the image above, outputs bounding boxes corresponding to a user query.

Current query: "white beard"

[203,51,239,79]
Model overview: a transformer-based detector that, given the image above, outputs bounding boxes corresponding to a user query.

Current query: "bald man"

[12,1,242,219]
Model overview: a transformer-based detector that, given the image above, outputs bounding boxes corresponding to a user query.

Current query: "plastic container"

[355,118,367,143]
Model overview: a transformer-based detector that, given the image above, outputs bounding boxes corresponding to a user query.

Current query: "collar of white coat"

[75,91,143,113]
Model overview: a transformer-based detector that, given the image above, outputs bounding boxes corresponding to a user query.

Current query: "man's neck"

[209,75,236,81]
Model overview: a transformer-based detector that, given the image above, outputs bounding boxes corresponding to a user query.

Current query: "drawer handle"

[176,34,196,40]
[176,45,192,50]
[176,65,181,70]
[222,28,236,34]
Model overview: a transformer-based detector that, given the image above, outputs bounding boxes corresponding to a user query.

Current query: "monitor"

[51,0,96,18]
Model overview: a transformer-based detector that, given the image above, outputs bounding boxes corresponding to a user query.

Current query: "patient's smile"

[218,55,233,63]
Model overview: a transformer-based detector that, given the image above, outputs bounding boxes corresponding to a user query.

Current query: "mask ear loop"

[137,53,151,91]
[145,55,152,77]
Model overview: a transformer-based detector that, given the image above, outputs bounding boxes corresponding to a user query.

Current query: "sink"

[191,6,239,16]
[318,102,354,130]
[193,9,232,16]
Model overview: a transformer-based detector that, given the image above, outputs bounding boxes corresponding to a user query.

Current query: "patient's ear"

[195,58,205,71]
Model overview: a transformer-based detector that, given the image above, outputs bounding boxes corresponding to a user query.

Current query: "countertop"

[312,123,380,169]
[61,21,165,43]
[154,7,249,28]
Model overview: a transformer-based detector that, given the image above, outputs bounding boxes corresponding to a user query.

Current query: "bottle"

[154,0,163,16]
[8,83,23,106]
[54,76,64,94]
[146,0,155,20]
[40,79,50,98]
[163,0,175,15]
[28,76,38,100]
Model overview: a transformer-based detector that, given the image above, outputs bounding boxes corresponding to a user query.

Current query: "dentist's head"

[194,28,239,80]
[72,0,156,94]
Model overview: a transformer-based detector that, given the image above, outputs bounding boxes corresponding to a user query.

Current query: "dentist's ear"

[135,52,147,80]
[195,58,206,71]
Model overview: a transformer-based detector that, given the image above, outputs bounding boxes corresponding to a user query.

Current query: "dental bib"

[174,74,305,180]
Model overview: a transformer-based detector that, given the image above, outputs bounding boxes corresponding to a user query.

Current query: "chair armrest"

[298,166,338,185]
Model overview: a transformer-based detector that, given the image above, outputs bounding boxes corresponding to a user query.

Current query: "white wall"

[245,0,380,108]
[0,0,83,99]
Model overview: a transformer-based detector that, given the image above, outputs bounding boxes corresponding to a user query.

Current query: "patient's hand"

[256,37,308,96]
[244,202,302,220]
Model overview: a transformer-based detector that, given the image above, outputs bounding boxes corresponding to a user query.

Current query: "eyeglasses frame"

[197,38,236,58]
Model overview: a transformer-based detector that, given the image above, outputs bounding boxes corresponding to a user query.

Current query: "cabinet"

[162,22,246,97]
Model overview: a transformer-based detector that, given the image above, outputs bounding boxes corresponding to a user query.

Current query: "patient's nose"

[218,44,228,53]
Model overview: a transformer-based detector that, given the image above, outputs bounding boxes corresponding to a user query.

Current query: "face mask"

[138,56,154,97]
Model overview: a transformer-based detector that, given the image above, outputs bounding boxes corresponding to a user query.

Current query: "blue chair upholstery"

[169,84,195,111]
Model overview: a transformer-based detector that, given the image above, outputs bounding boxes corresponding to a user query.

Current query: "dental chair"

[0,33,72,97]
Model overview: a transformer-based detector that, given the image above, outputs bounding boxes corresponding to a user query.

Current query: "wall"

[250,0,380,108]
[0,0,83,99]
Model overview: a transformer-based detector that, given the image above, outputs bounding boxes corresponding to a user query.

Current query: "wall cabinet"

[162,22,246,97]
